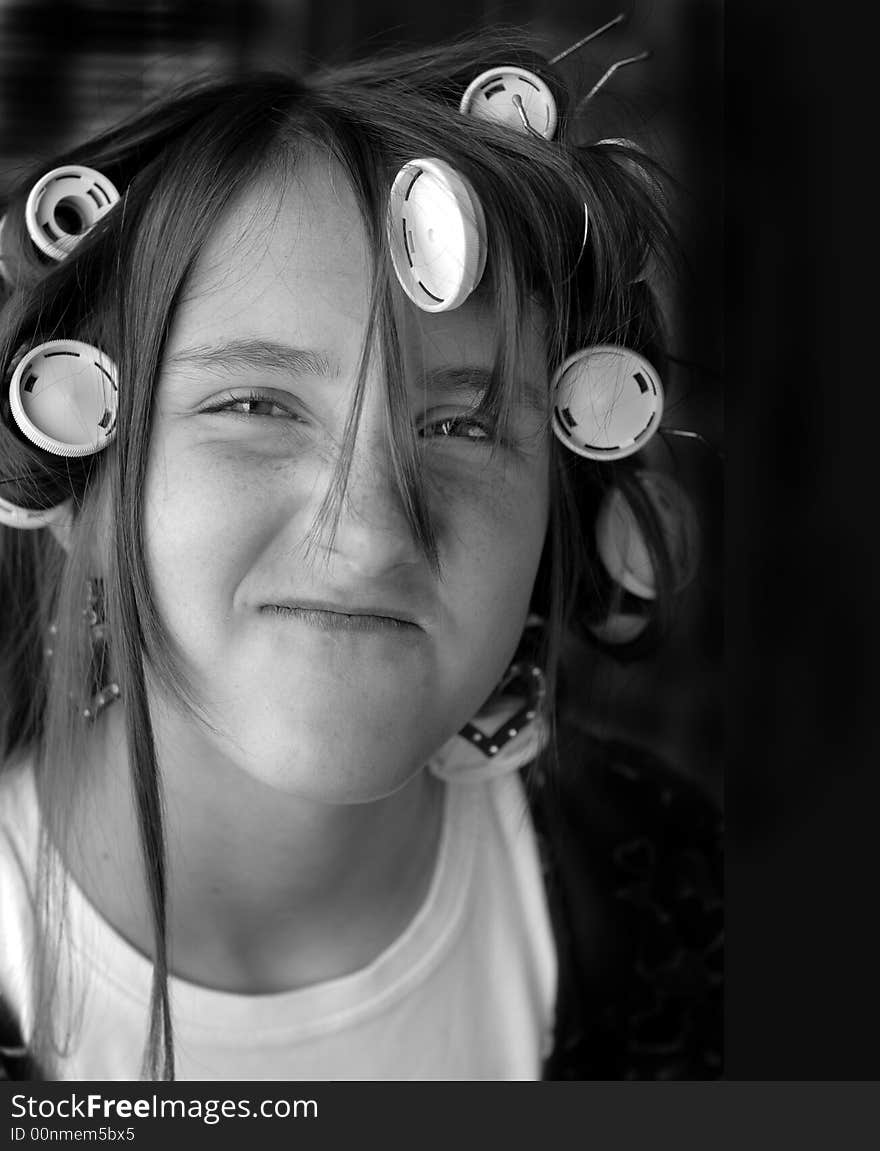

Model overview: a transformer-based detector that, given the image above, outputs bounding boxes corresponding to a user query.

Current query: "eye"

[202,390,301,419]
[420,414,493,441]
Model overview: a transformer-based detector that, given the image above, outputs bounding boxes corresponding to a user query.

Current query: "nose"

[310,400,427,578]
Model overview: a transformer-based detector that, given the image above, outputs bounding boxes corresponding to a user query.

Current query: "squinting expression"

[144,155,551,801]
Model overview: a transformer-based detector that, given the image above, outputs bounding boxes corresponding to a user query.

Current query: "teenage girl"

[0,30,721,1080]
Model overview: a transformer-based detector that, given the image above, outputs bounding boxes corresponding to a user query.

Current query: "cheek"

[438,450,548,568]
[142,436,281,632]
[433,455,549,663]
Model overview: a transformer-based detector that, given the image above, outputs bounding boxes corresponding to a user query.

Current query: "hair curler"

[551,344,664,461]
[595,470,700,599]
[387,158,487,313]
[0,492,72,531]
[25,165,119,261]
[459,67,559,140]
[8,339,118,458]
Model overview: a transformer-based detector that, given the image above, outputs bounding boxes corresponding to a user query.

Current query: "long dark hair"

[0,30,676,1079]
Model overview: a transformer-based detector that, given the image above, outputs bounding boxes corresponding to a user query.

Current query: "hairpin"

[573,50,651,116]
[547,13,626,66]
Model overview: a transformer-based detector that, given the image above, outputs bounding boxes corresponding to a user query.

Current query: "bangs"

[286,82,593,575]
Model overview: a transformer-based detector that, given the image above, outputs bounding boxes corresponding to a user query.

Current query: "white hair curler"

[459,67,558,140]
[551,344,664,461]
[588,609,650,645]
[595,470,700,600]
[387,158,487,313]
[8,339,118,458]
[25,165,119,261]
[0,493,73,531]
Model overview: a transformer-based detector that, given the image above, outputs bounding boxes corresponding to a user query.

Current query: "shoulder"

[527,724,723,1080]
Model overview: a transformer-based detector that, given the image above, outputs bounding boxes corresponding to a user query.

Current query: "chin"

[228,718,439,804]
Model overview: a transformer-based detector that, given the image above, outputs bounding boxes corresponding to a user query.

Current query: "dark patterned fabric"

[529,725,723,1080]
[0,730,722,1082]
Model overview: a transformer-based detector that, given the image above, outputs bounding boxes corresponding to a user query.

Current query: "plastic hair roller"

[25,165,119,261]
[0,493,72,532]
[8,339,118,458]
[551,345,664,460]
[595,470,700,600]
[459,67,559,140]
[387,158,487,313]
[588,606,650,646]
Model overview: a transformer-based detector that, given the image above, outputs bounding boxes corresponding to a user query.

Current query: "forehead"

[168,152,547,382]
[172,156,368,356]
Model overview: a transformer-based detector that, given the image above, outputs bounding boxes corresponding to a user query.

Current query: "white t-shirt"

[0,745,557,1081]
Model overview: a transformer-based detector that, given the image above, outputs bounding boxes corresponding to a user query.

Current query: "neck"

[64,703,446,993]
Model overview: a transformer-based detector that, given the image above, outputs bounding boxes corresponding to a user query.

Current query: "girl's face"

[144,156,551,802]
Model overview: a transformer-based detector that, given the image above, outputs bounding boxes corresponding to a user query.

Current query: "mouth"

[260,602,421,633]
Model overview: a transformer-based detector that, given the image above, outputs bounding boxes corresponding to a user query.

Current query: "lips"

[261,600,422,630]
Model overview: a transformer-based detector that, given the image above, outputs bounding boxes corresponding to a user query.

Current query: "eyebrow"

[166,338,339,379]
[166,338,547,413]
[420,367,548,416]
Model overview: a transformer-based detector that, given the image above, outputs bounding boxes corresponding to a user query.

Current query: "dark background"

[0,0,725,801]
[726,0,880,1081]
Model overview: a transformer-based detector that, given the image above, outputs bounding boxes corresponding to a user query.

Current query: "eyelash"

[204,391,495,441]
[419,415,493,442]
[203,391,301,420]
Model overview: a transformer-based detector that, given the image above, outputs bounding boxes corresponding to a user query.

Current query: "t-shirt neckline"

[63,778,480,1042]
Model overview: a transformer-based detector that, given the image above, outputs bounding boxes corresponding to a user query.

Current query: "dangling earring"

[429,624,549,783]
[81,577,120,722]
[457,659,547,759]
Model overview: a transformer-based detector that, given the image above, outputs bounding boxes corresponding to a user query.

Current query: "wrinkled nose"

[312,417,427,578]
